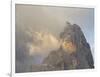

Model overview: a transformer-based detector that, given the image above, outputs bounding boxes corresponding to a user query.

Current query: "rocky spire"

[42,22,94,70]
[30,22,94,72]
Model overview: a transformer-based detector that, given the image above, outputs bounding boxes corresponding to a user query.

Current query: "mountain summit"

[42,22,94,70]
[30,22,94,72]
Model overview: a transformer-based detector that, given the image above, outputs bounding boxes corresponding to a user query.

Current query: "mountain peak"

[43,22,94,70]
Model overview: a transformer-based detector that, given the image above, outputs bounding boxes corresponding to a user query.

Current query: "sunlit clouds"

[26,31,60,56]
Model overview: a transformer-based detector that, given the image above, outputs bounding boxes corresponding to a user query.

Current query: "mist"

[15,4,94,73]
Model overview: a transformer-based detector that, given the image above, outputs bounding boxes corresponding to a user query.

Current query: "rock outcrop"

[42,22,94,70]
[30,22,94,72]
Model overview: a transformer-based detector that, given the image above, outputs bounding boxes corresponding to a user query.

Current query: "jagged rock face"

[43,48,79,70]
[42,22,94,70]
[60,22,87,52]
[30,22,94,72]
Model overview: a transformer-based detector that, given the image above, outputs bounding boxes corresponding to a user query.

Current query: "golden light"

[62,41,76,54]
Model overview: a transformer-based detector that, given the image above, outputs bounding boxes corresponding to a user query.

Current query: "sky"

[15,4,94,72]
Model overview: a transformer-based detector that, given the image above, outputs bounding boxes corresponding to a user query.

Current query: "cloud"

[16,26,61,65]
[26,31,60,56]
